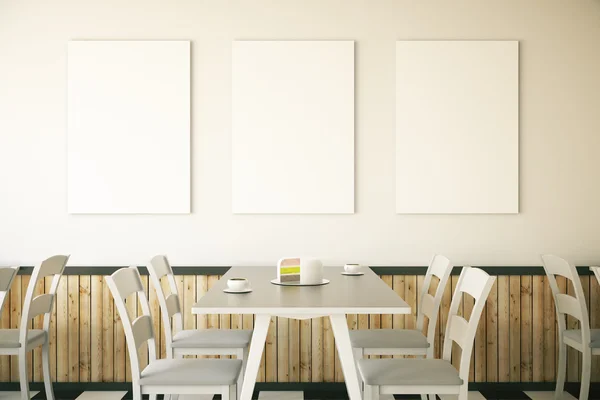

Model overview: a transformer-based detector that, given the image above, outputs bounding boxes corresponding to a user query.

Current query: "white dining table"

[191,266,411,400]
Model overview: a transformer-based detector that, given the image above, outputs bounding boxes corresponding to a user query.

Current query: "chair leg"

[231,384,237,400]
[353,348,364,392]
[169,349,179,400]
[42,342,55,400]
[458,384,468,400]
[132,385,142,400]
[149,395,157,400]
[237,348,246,400]
[19,350,29,400]
[555,341,567,399]
[580,348,591,400]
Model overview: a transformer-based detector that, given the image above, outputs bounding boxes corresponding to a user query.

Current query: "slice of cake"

[278,257,301,282]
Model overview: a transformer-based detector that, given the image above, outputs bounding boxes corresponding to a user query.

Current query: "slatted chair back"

[19,255,69,346]
[0,266,19,313]
[441,267,495,384]
[542,255,590,346]
[106,266,157,383]
[146,255,182,350]
[416,254,453,346]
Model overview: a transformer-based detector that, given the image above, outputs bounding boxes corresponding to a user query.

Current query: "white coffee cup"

[344,264,362,274]
[227,278,250,291]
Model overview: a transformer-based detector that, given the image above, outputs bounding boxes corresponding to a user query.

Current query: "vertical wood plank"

[10,276,21,382]
[509,276,521,382]
[56,274,69,382]
[278,317,290,382]
[323,316,334,382]
[392,275,406,333]
[474,285,487,383]
[90,276,103,382]
[463,290,475,382]
[438,273,452,361]
[543,273,556,382]
[405,275,417,330]
[0,280,10,381]
[183,275,196,359]
[520,276,532,382]
[290,318,300,382]
[137,276,149,370]
[102,276,114,382]
[148,274,161,361]
[311,317,323,382]
[79,275,91,382]
[532,276,545,382]
[113,284,126,382]
[265,316,277,382]
[497,276,510,382]
[300,318,312,382]
[380,275,394,359]
[486,278,498,382]
[21,276,33,380]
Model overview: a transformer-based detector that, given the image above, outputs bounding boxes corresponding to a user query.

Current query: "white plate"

[223,288,253,294]
[341,271,364,276]
[270,278,330,286]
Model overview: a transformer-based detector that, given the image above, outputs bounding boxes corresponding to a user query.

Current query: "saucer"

[341,271,364,276]
[223,288,253,294]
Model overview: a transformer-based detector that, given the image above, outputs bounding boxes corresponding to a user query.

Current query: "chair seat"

[0,329,47,349]
[349,329,429,350]
[172,329,252,349]
[563,329,600,348]
[140,358,242,386]
[358,358,463,386]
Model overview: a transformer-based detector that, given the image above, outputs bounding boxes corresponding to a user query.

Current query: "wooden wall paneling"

[113,282,126,383]
[486,278,498,382]
[380,275,394,360]
[290,318,300,382]
[21,276,33,380]
[90,275,103,382]
[323,316,334,382]
[392,275,406,335]
[207,276,220,358]
[311,317,323,382]
[508,276,520,382]
[474,286,487,382]
[148,275,161,362]
[183,275,196,359]
[68,276,80,382]
[405,275,417,331]
[56,274,69,382]
[79,275,91,382]
[0,279,10,381]
[532,276,544,382]
[278,317,290,382]
[300,318,311,382]
[543,273,556,382]
[497,276,510,382]
[265,316,277,382]
[520,276,532,381]
[102,275,114,382]
[9,275,21,382]
[32,278,45,382]
[591,276,600,382]
[195,275,208,359]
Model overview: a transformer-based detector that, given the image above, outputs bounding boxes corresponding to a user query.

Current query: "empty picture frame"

[67,40,190,214]
[232,41,355,214]
[395,40,519,214]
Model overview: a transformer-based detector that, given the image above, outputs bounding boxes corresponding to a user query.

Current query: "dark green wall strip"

[14,265,595,276]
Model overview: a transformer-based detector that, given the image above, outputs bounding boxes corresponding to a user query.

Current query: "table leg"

[240,314,271,400]
[330,314,362,400]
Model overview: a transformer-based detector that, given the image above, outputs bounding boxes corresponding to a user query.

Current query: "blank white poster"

[67,40,190,214]
[395,41,519,214]
[232,41,354,214]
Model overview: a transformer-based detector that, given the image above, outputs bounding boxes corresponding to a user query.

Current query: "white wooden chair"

[106,266,242,400]
[357,267,495,400]
[0,255,69,400]
[0,266,19,312]
[146,256,252,367]
[350,255,452,398]
[543,255,597,400]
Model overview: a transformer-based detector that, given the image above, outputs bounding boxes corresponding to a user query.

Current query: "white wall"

[1,0,599,267]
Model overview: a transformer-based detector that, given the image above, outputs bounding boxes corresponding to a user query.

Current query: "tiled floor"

[0,390,587,400]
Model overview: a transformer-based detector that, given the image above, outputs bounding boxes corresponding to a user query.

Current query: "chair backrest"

[416,255,453,348]
[19,255,69,346]
[146,255,182,349]
[106,266,156,383]
[542,255,589,344]
[442,267,495,383]
[0,266,20,313]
